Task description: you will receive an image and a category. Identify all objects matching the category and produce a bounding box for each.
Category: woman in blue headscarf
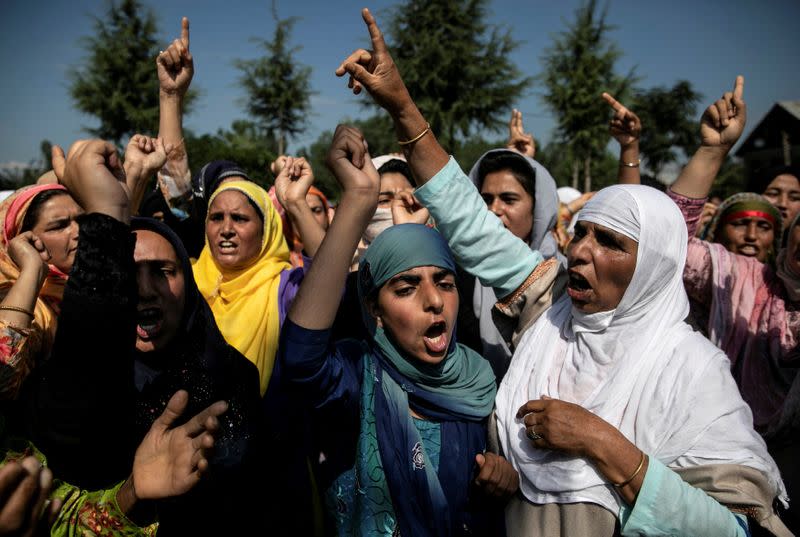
[279,126,515,536]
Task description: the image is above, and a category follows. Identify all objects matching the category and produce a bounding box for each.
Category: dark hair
[747,164,800,194]
[477,152,536,199]
[377,159,413,187]
[20,189,70,233]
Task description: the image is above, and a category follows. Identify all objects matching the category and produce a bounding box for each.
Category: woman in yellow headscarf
[193,180,302,394]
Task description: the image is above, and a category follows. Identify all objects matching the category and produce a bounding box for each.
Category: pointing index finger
[733,75,744,101]
[362,8,387,54]
[602,92,624,112]
[181,17,190,48]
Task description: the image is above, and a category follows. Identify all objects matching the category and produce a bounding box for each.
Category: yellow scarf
[193,180,291,394]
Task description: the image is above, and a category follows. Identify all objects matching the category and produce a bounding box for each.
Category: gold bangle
[613,451,647,488]
[0,305,34,317]
[620,159,640,168]
[397,123,431,146]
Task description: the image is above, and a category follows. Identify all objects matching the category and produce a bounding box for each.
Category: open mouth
[738,245,759,257]
[218,240,237,251]
[137,307,163,340]
[423,321,448,354]
[566,271,592,301]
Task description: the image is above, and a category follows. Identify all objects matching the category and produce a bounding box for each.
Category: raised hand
[335,9,413,116]
[50,145,66,183]
[391,191,430,225]
[506,109,535,158]
[700,76,746,150]
[157,17,193,99]
[602,93,641,148]
[270,155,289,177]
[124,135,171,214]
[274,156,315,208]
[131,390,227,501]
[325,125,380,195]
[474,452,519,500]
[8,232,50,284]
[60,139,130,223]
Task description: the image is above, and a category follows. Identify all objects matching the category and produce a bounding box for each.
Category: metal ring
[526,427,542,441]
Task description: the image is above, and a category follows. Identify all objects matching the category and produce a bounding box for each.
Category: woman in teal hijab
[279,125,514,536]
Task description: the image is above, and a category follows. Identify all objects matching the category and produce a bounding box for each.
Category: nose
[567,233,591,266]
[220,216,235,238]
[136,266,157,303]
[775,193,788,210]
[744,221,759,242]
[421,280,444,313]
[487,198,503,217]
[68,220,80,243]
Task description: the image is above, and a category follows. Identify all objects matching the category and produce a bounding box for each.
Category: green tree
[539,0,636,191]
[184,121,277,188]
[69,0,196,145]
[0,140,54,189]
[632,81,702,178]
[235,2,315,156]
[381,0,530,152]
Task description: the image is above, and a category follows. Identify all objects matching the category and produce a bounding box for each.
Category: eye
[500,195,519,205]
[596,230,623,250]
[208,213,223,222]
[232,214,249,223]
[480,194,493,205]
[394,286,414,297]
[438,280,456,291]
[377,196,393,206]
[758,221,772,231]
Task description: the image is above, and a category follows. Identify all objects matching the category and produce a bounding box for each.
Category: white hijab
[496,185,786,513]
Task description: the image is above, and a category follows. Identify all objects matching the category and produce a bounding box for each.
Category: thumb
[541,395,552,400]
[344,62,372,86]
[51,145,66,179]
[475,453,486,467]
[153,390,190,430]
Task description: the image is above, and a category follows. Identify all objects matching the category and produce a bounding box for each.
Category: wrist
[159,90,185,102]
[697,144,731,159]
[116,475,138,514]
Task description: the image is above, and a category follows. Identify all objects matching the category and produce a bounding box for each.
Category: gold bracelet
[397,123,431,146]
[613,451,647,488]
[0,305,34,317]
[620,159,640,168]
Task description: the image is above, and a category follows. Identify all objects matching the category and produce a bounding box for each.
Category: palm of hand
[132,425,194,500]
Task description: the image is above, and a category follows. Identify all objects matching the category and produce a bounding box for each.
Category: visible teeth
[139,323,157,331]
[220,241,235,247]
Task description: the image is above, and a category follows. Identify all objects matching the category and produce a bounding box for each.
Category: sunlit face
[566,221,638,314]
[133,230,186,353]
[306,193,329,231]
[763,174,800,230]
[206,190,264,271]
[717,216,775,262]
[370,266,458,365]
[30,193,83,274]
[377,172,414,209]
[480,170,534,242]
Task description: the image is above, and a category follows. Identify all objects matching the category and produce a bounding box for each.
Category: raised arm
[273,156,326,258]
[0,233,50,330]
[336,9,448,185]
[602,92,641,185]
[123,134,170,215]
[335,10,540,299]
[288,126,379,330]
[671,76,746,199]
[156,17,193,214]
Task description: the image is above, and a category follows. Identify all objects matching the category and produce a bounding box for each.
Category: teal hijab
[357,223,496,416]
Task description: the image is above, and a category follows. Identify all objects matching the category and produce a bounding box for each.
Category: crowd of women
[0,8,798,537]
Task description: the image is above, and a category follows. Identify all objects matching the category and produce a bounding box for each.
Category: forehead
[37,194,81,215]
[209,190,258,214]
[481,169,527,194]
[133,229,180,263]
[387,265,453,281]
[767,174,800,192]
[380,172,413,192]
[576,220,638,244]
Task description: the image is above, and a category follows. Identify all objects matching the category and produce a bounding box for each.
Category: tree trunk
[571,160,580,190]
[583,155,592,193]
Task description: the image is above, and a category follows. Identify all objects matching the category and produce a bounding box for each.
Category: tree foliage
[539,0,636,191]
[69,0,196,145]
[632,81,702,178]
[235,2,314,156]
[184,121,277,189]
[382,0,531,152]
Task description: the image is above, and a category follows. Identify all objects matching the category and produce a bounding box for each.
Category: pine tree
[539,0,635,191]
[382,0,530,152]
[69,0,195,144]
[235,2,314,156]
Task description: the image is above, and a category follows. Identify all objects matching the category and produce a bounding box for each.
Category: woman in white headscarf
[334,11,791,534]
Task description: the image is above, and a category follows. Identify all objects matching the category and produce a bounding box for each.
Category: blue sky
[1,0,798,172]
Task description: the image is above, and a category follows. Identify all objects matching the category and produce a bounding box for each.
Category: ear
[366,298,383,328]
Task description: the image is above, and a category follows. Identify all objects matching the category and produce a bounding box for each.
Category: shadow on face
[23,191,83,274]
[133,230,186,353]
[206,190,264,271]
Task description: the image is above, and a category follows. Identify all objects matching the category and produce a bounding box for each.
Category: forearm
[619,457,748,537]
[587,429,647,505]
[284,200,326,258]
[414,158,542,298]
[0,269,44,328]
[390,103,450,186]
[617,142,641,185]
[288,190,376,329]
[671,146,729,199]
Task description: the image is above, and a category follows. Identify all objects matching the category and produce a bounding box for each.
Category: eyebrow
[387,274,421,286]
